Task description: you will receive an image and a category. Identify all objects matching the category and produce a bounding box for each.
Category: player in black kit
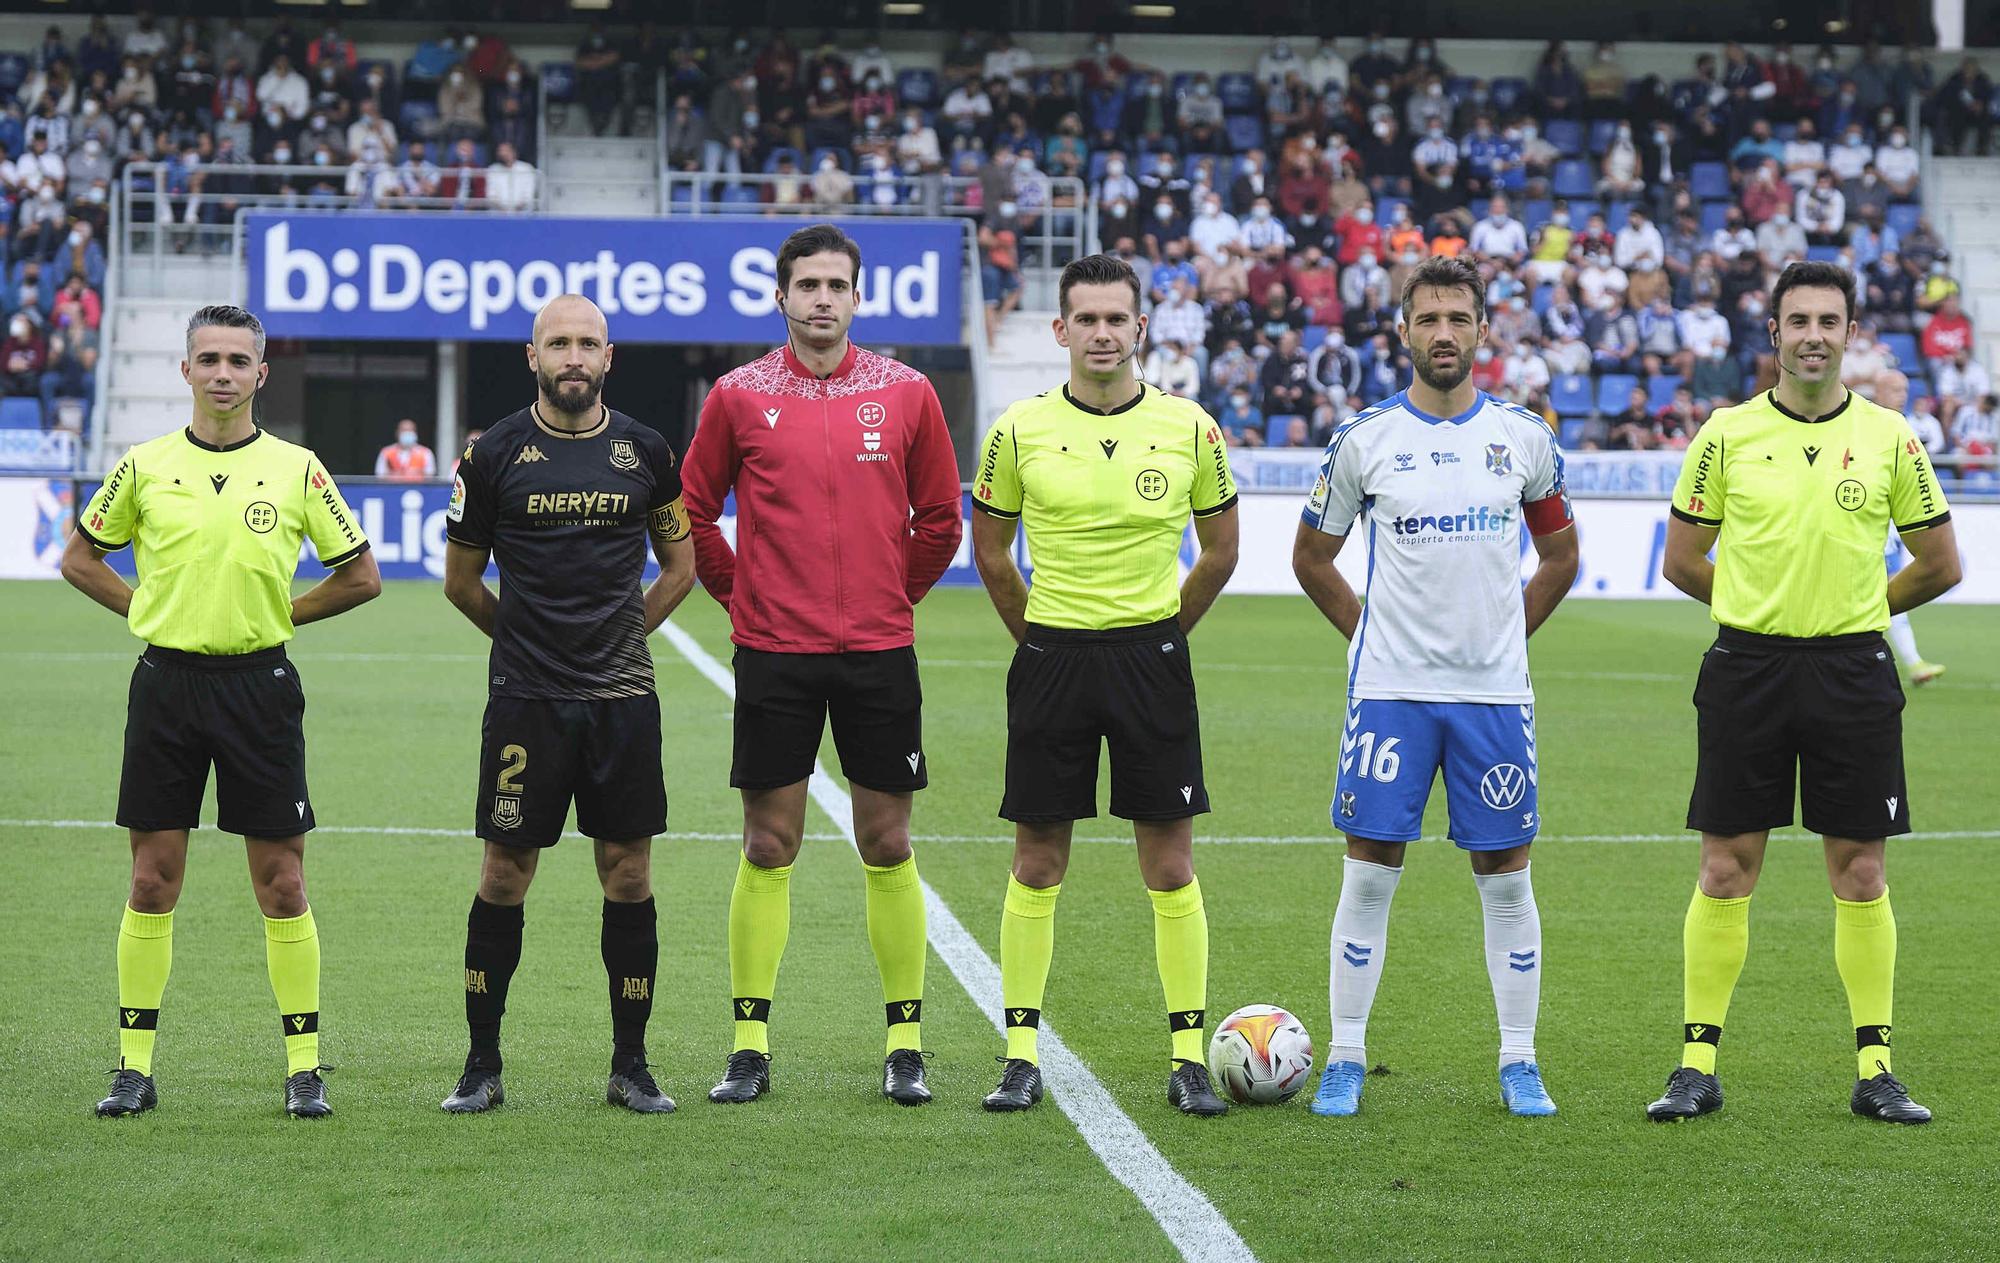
[438,295,696,1115]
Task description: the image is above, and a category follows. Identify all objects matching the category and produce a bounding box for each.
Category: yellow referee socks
[1835,890,1897,1078]
[264,909,321,1076]
[728,856,791,1054]
[864,857,927,1054]
[1681,886,1750,1075]
[116,905,173,1076]
[1000,876,1060,1064]
[1151,879,1210,1067]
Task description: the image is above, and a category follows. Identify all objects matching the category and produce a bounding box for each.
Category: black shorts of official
[476,694,667,848]
[1688,627,1910,840]
[730,647,926,793]
[1001,619,1209,824]
[117,645,315,838]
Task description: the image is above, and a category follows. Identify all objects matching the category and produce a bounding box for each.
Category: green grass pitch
[2,579,1996,1260]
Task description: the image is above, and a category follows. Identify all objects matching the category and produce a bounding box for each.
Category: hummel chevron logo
[1342,942,1373,968]
[1507,949,1538,973]
[1181,786,1193,803]
[907,752,921,773]
[763,408,782,428]
[1887,796,1899,816]
[209,473,229,494]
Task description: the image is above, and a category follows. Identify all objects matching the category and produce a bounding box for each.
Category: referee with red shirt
[683,223,963,1107]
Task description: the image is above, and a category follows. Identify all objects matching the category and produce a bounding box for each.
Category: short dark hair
[1058,252,1143,316]
[1399,255,1486,328]
[776,223,862,290]
[1770,260,1856,324]
[185,304,266,360]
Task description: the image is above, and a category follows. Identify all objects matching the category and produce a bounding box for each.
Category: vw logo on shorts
[1479,763,1528,810]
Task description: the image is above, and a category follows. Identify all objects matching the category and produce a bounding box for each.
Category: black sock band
[603,896,657,1063]
[1856,1024,1892,1050]
[1684,1022,1722,1046]
[466,895,525,1068]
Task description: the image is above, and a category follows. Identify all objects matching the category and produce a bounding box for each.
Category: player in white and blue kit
[1292,257,1580,1118]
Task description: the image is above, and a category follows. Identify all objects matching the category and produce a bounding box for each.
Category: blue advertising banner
[80,478,997,586]
[246,213,965,345]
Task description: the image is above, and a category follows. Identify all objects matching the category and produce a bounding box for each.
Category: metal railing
[115,162,538,294]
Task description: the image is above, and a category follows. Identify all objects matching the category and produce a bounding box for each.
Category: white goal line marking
[650,621,1256,1263]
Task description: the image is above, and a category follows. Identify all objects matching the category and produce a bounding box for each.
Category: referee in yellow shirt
[971,254,1240,1116]
[1648,262,1960,1125]
[60,305,381,1119]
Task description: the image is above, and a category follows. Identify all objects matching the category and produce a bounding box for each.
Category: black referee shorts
[1001,619,1210,824]
[730,647,926,793]
[1688,627,1911,840]
[117,645,315,838]
[476,694,667,847]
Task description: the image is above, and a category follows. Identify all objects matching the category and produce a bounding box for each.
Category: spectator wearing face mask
[1873,127,1920,198]
[438,64,486,146]
[1334,202,1382,266]
[1755,207,1807,270]
[376,419,438,481]
[1,315,47,396]
[1468,196,1528,265]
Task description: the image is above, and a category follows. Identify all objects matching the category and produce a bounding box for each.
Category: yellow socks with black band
[1835,890,1897,1078]
[728,856,791,1054]
[1681,886,1750,1075]
[864,857,927,1053]
[116,905,173,1075]
[1000,876,1060,1064]
[264,908,322,1076]
[1150,878,1209,1066]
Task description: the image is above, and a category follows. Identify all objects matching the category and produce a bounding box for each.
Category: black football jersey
[446,405,686,699]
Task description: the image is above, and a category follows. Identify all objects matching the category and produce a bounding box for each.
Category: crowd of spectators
[668,28,1992,462]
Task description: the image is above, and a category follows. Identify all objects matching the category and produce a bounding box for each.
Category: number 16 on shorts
[1332,699,1541,850]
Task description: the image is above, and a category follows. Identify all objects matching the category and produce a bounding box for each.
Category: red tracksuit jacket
[682,342,964,653]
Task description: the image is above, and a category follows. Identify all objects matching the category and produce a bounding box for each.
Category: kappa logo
[515,444,547,464]
[763,407,782,428]
[906,752,921,773]
[1479,763,1528,810]
[609,438,638,470]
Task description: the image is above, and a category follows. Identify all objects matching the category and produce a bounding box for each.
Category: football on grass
[1207,1004,1315,1104]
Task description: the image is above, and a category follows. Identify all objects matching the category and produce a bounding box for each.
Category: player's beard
[539,366,605,417]
[1412,342,1473,392]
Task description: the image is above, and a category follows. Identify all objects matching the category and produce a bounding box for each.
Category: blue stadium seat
[762,148,803,173]
[1886,204,1922,237]
[1170,72,1197,99]
[1648,375,1685,411]
[1806,245,1842,262]
[1698,201,1733,235]
[1217,73,1259,114]
[1264,413,1302,445]
[1544,119,1584,157]
[667,182,694,208]
[0,397,40,430]
[1567,199,1602,225]
[1531,283,1555,315]
[1552,161,1594,199]
[897,68,939,107]
[721,184,760,205]
[1375,197,1410,226]
[1558,418,1591,448]
[1445,76,1476,102]
[1773,122,1798,142]
[808,147,852,172]
[1300,324,1329,353]
[1087,150,1112,183]
[1880,332,1920,367]
[1691,162,1730,201]
[1551,374,1594,416]
[1587,119,1618,154]
[1223,115,1263,152]
[857,178,903,206]
[1596,373,1640,414]
[1603,200,1632,226]
[1490,77,1529,112]
[540,62,576,102]
[399,100,439,137]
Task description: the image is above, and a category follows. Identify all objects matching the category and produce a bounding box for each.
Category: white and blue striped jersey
[1304,391,1573,704]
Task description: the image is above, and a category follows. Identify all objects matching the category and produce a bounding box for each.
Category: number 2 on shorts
[496,744,528,793]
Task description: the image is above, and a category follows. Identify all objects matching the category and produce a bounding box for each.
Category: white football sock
[1475,864,1541,1070]
[1328,856,1401,1065]
[1885,612,1921,667]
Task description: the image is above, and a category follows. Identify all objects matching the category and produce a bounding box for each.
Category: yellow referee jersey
[78,427,370,654]
[1670,389,1950,637]
[972,384,1238,629]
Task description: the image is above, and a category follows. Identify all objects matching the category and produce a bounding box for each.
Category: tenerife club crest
[1485,443,1513,476]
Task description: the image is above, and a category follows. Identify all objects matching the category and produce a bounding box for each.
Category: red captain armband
[1523,491,1575,537]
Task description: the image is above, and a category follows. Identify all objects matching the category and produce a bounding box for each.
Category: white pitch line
[2,819,1994,846]
[651,620,1256,1263]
